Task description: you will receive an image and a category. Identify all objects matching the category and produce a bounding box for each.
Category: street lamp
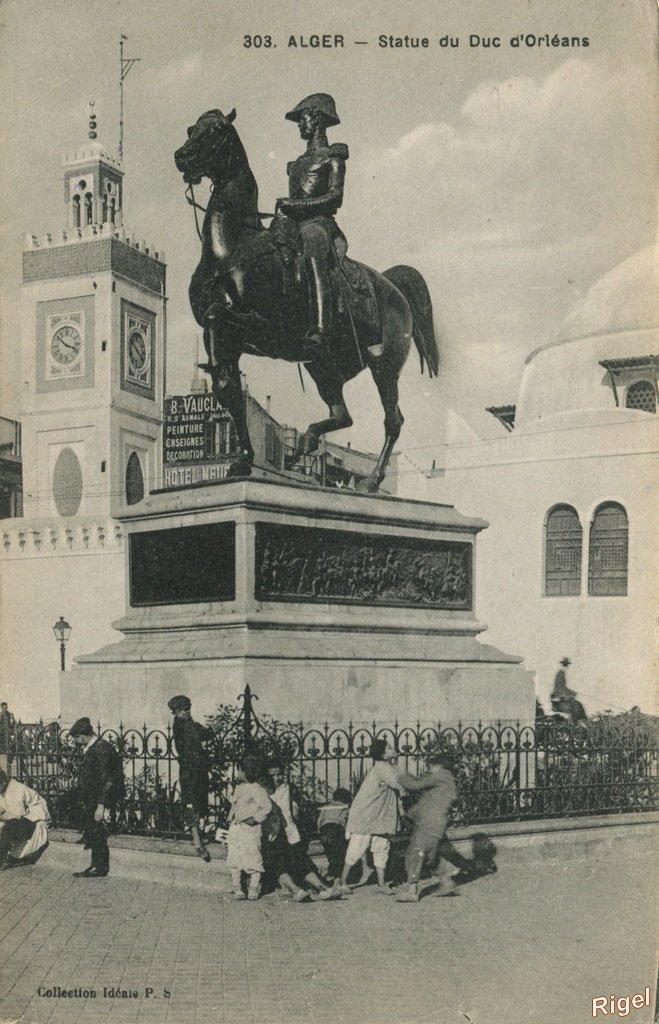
[52,616,72,671]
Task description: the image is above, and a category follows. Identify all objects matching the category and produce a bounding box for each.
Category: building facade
[1,120,166,720]
[161,381,379,492]
[20,140,166,520]
[396,247,659,715]
[0,418,22,519]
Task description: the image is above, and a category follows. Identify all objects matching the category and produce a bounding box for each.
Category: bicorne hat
[167,695,192,713]
[285,93,340,126]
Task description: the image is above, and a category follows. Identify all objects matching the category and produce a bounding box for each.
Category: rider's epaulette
[328,143,349,160]
[286,161,294,176]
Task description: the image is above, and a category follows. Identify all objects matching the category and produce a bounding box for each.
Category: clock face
[123,307,154,393]
[50,324,82,365]
[128,330,149,373]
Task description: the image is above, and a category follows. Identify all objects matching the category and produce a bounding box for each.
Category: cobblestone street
[1,829,657,1024]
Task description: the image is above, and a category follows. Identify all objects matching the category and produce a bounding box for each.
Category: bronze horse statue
[174,108,439,492]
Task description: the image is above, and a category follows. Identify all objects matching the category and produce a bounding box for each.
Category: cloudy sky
[0,0,656,462]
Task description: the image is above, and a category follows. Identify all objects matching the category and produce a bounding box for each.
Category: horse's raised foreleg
[209,358,254,478]
[297,365,353,456]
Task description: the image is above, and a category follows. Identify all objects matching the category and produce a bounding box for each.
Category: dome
[515,246,659,430]
[555,245,659,343]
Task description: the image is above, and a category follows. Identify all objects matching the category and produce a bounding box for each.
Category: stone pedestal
[61,479,535,728]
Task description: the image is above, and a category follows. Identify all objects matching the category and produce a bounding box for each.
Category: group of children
[225,738,460,903]
[226,754,339,902]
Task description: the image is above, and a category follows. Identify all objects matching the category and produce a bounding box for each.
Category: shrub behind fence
[8,688,658,841]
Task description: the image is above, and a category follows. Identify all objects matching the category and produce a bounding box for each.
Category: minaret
[63,104,124,231]
[20,104,167,518]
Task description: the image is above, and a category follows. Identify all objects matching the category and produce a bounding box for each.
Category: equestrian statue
[174,93,439,493]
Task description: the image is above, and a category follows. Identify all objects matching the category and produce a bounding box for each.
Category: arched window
[545,505,582,596]
[588,503,628,596]
[84,192,93,225]
[110,197,116,225]
[53,448,83,517]
[125,451,145,505]
[625,380,656,413]
[72,195,81,228]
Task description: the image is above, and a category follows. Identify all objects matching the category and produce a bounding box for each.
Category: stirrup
[301,329,332,363]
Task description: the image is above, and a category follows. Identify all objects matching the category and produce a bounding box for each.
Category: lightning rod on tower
[119,32,141,161]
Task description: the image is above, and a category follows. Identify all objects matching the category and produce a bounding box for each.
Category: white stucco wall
[397,415,658,716]
[0,517,125,721]
[460,458,653,713]
[395,249,659,716]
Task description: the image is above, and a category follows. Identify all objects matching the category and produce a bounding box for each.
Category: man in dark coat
[167,696,214,861]
[551,657,577,706]
[0,701,16,755]
[69,717,124,878]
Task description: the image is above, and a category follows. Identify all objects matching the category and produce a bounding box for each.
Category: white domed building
[398,246,659,715]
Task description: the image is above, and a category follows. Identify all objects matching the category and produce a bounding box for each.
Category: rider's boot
[302,258,334,365]
[198,306,223,373]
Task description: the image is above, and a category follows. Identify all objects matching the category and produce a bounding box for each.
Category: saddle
[192,220,377,363]
[267,213,377,328]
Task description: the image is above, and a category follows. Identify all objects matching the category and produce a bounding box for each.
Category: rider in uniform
[276,93,349,364]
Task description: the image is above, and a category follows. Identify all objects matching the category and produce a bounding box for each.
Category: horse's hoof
[296,431,319,456]
[356,476,381,494]
[226,460,253,479]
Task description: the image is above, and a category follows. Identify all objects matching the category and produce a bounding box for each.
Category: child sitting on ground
[226,755,272,901]
[316,787,351,882]
[396,751,458,902]
[264,761,338,901]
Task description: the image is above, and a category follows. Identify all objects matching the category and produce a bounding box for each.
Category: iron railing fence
[7,687,659,840]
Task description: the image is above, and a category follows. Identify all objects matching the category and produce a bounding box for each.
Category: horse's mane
[199,108,234,125]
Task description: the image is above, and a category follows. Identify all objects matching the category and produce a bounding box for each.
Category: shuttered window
[588,503,628,596]
[545,505,582,596]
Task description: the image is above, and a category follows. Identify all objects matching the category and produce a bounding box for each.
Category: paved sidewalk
[0,829,657,1024]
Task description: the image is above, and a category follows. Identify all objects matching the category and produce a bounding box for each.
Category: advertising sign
[162,393,237,487]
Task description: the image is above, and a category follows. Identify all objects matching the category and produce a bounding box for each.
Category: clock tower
[20,111,166,518]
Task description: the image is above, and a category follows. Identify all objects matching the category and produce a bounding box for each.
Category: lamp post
[52,616,72,671]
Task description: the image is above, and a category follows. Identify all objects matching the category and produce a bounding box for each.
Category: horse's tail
[383,265,439,378]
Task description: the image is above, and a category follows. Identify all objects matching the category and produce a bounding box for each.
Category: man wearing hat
[275,92,349,364]
[167,696,214,861]
[551,657,577,711]
[69,717,125,878]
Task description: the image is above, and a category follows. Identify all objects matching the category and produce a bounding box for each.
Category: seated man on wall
[0,768,51,869]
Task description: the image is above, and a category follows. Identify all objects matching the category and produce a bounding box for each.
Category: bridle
[181,123,272,240]
[184,184,274,241]
[184,184,209,242]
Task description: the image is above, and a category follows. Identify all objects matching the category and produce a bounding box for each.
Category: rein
[184,185,208,242]
[184,183,273,242]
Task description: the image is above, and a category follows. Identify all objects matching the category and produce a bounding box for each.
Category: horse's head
[174,108,237,185]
